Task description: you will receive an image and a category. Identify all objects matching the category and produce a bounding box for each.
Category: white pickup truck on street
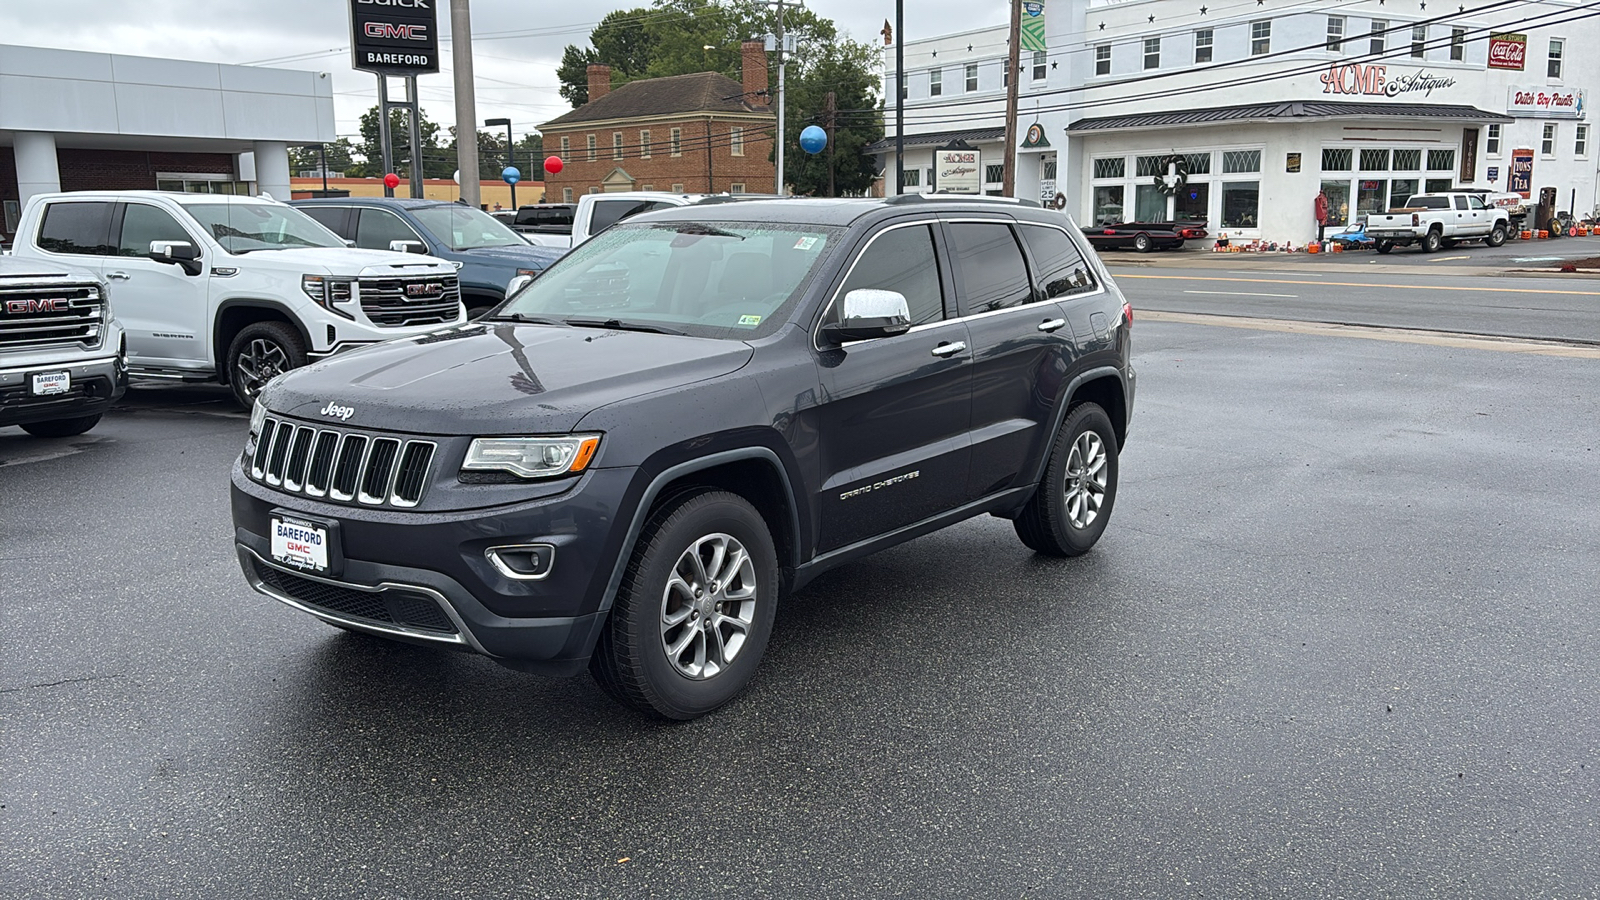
[1364,192,1510,254]
[10,192,464,406]
[521,191,716,250]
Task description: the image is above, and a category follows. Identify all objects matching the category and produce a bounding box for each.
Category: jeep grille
[249,416,436,508]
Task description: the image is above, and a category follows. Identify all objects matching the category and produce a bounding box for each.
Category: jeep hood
[261,323,753,435]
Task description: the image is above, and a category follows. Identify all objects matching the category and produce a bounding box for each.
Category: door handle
[1037,318,1067,333]
[931,341,966,358]
[106,271,130,281]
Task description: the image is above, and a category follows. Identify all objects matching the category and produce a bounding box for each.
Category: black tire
[19,414,102,438]
[1133,233,1152,252]
[1441,237,1458,249]
[1487,224,1507,247]
[1421,229,1443,253]
[1014,403,1120,558]
[1375,240,1395,254]
[226,320,305,408]
[590,490,780,720]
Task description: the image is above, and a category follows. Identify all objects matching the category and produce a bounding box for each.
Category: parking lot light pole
[485,117,515,208]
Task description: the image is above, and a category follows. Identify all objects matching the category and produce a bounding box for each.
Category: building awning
[863,127,1006,155]
[1068,100,1513,133]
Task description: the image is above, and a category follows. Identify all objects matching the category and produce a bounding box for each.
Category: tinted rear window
[948,222,1032,315]
[38,202,116,255]
[1410,196,1450,209]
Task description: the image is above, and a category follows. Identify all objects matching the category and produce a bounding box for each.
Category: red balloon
[544,155,564,175]
[383,173,400,189]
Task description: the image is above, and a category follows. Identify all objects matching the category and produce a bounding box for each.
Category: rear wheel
[1133,233,1152,252]
[19,414,102,438]
[1487,224,1507,247]
[226,320,305,408]
[1014,403,1120,557]
[1421,229,1444,253]
[1375,240,1395,254]
[590,490,779,720]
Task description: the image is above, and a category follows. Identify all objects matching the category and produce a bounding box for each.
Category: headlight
[462,434,601,479]
[302,275,355,319]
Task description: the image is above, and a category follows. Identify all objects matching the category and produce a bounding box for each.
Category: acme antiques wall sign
[1320,64,1457,98]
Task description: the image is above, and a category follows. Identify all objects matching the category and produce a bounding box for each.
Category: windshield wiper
[486,312,560,325]
[652,223,745,240]
[565,317,685,336]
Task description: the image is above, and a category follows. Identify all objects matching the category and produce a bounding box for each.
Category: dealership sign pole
[350,0,440,199]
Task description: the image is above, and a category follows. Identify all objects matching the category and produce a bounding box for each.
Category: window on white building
[1485,124,1501,155]
[1393,149,1421,171]
[730,127,744,157]
[1251,20,1271,56]
[1144,37,1160,70]
[1095,45,1111,75]
[1032,50,1047,81]
[1195,29,1213,64]
[1321,148,1353,171]
[1221,182,1260,229]
[1360,148,1391,171]
[985,164,1004,184]
[903,169,920,187]
[1577,124,1590,157]
[1427,149,1455,171]
[1369,20,1387,55]
[965,63,978,92]
[1542,123,1558,156]
[930,68,942,95]
[1450,28,1466,61]
[1092,157,1126,179]
[1222,149,1262,173]
[1327,16,1345,52]
[1549,39,1564,79]
[1411,25,1426,59]
[640,130,651,159]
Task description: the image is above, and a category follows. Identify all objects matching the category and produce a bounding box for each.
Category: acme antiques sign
[1320,63,1457,98]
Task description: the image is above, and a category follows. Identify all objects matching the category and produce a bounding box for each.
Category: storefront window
[1136,156,1168,177]
[1357,179,1389,215]
[1392,149,1422,171]
[1222,150,1261,173]
[1135,184,1167,221]
[1221,182,1259,229]
[1390,179,1419,208]
[1320,180,1352,226]
[1093,186,1125,225]
[1427,149,1455,171]
[1176,183,1209,224]
[1425,178,1453,192]
[1321,148,1353,171]
[1092,157,1125,179]
[1185,152,1212,174]
[1360,149,1391,170]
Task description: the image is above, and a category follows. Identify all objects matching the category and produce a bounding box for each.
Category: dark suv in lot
[231,196,1136,719]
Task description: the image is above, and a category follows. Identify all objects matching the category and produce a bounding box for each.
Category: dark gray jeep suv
[231,196,1136,719]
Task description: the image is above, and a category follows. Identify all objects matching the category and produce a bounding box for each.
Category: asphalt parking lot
[4,320,1599,899]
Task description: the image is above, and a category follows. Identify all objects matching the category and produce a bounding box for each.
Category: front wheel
[1487,224,1507,247]
[1133,233,1152,253]
[1014,403,1120,557]
[1375,240,1395,254]
[226,320,306,408]
[20,414,102,438]
[590,490,779,720]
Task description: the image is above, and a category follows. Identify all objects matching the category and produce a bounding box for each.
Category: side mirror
[820,289,912,344]
[149,240,201,276]
[506,273,536,297]
[389,240,428,254]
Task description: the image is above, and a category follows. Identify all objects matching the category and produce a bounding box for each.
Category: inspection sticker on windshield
[793,236,820,250]
[738,315,762,327]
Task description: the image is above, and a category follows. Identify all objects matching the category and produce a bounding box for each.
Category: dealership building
[0,43,335,245]
[877,0,1596,244]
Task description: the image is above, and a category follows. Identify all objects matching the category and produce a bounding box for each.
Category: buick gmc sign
[350,0,439,76]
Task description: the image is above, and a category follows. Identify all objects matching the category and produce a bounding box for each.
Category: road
[5,296,1600,897]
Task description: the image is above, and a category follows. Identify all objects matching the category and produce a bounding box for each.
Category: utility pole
[451,0,481,209]
[895,0,904,195]
[775,0,787,196]
[825,90,837,198]
[1002,0,1021,198]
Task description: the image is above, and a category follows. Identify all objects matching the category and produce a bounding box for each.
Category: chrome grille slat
[0,287,103,351]
[358,275,461,327]
[247,417,435,509]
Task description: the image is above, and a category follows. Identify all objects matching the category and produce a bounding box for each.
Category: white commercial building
[875,0,1596,244]
[1,44,335,245]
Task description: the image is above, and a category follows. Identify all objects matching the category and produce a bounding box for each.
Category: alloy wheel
[1064,431,1109,529]
[660,533,758,680]
[235,338,290,398]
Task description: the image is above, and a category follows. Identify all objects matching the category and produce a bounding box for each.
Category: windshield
[499,221,838,339]
[411,205,526,250]
[186,202,345,253]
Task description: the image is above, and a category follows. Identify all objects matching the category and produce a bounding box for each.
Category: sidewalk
[1095,247,1581,278]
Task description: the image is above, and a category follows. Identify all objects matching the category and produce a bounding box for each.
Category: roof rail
[885,193,1042,208]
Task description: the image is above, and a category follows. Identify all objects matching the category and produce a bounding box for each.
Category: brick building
[539,41,776,201]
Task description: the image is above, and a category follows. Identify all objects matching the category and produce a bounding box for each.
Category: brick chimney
[740,40,769,106]
[587,64,612,102]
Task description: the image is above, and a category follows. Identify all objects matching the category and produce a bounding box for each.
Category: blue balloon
[799,125,828,155]
[502,166,521,185]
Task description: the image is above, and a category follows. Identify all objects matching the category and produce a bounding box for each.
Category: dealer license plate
[270,516,329,574]
[31,371,70,396]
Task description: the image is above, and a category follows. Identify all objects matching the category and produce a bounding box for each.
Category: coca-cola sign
[1488,33,1526,71]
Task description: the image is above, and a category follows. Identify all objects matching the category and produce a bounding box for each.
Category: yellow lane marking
[1428,255,1472,262]
[1118,273,1600,297]
[1138,310,1600,359]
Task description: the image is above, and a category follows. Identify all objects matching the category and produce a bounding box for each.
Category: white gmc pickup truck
[1364,192,1510,254]
[11,192,464,406]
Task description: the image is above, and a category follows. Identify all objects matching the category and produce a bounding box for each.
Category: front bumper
[0,352,127,428]
[230,461,642,676]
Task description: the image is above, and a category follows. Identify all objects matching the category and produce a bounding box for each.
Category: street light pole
[486,117,516,208]
[451,0,480,209]
[895,0,904,195]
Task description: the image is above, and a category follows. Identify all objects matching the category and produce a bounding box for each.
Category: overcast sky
[0,0,1008,143]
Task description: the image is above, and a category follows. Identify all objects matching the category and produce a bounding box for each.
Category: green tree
[781,38,882,196]
[556,6,657,107]
[357,105,444,180]
[288,138,357,176]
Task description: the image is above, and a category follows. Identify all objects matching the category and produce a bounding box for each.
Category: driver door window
[117,204,193,257]
[829,224,946,326]
[354,209,423,250]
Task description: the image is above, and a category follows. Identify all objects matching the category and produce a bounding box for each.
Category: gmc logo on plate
[364,22,429,40]
[406,283,443,298]
[6,298,70,315]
